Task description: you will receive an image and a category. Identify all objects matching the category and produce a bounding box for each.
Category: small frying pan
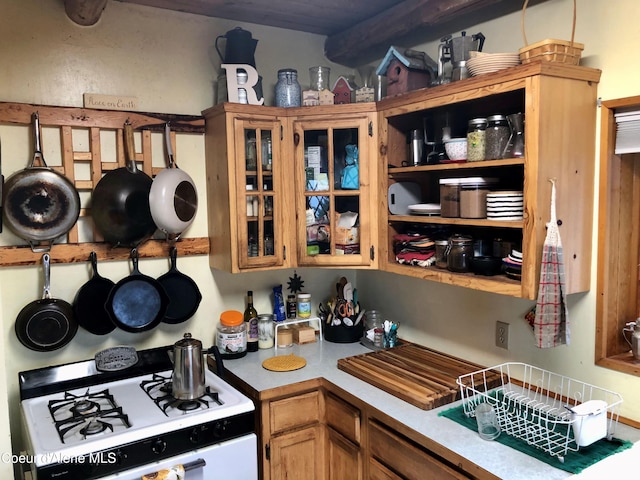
[15,253,78,351]
[73,252,116,335]
[157,246,202,324]
[105,248,169,333]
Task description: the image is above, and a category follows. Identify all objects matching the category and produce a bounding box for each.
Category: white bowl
[444,138,467,161]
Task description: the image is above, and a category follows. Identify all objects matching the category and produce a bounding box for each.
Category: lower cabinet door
[369,458,403,480]
[327,428,362,480]
[270,424,324,480]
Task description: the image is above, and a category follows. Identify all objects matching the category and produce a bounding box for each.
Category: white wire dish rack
[456,363,623,462]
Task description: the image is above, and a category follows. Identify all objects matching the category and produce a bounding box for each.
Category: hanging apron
[533,179,570,348]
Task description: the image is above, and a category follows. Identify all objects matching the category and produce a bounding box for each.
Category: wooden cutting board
[337,343,502,410]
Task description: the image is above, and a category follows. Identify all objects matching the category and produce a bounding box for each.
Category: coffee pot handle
[214,35,226,63]
[208,345,225,379]
[473,32,486,52]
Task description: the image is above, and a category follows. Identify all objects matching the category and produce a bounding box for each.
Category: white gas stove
[19,346,257,480]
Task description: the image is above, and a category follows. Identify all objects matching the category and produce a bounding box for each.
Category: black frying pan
[91,121,156,247]
[157,246,202,324]
[105,248,169,333]
[73,252,116,335]
[15,253,78,351]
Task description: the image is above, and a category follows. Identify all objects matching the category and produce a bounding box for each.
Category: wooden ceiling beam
[324,0,548,67]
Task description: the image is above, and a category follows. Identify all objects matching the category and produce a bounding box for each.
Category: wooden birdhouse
[376,46,436,98]
[332,75,357,104]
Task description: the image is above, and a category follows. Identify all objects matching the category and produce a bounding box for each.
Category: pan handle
[30,112,49,169]
[41,253,51,299]
[165,122,178,169]
[124,121,140,174]
[130,248,142,275]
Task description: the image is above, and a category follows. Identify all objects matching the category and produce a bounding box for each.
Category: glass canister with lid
[467,118,487,162]
[446,234,474,273]
[485,115,510,160]
[459,177,498,219]
[275,68,301,107]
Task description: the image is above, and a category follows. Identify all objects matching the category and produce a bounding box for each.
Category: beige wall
[0,0,639,477]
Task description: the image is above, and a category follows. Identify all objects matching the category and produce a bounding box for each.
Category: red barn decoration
[375,46,437,98]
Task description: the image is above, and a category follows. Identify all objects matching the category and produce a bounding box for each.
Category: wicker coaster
[262,354,307,372]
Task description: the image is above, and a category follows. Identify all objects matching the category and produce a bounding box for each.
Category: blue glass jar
[275,69,301,107]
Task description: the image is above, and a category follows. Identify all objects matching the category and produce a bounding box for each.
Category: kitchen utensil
[105,248,170,333]
[91,121,156,247]
[3,112,80,252]
[149,123,198,241]
[72,251,116,335]
[15,253,78,352]
[94,345,139,372]
[449,31,485,63]
[172,333,222,400]
[157,246,202,324]
[215,27,258,66]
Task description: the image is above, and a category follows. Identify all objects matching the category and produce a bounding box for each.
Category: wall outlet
[495,321,509,349]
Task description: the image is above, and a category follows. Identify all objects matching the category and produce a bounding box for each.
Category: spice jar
[286,295,297,319]
[467,118,487,162]
[258,314,275,349]
[275,69,301,107]
[485,115,510,160]
[447,235,474,273]
[216,310,247,358]
[297,293,312,318]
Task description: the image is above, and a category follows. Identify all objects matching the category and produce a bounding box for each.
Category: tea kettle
[623,319,640,361]
[436,31,485,84]
[172,333,224,400]
[215,27,258,67]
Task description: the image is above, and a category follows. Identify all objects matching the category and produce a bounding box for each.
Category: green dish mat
[439,403,632,474]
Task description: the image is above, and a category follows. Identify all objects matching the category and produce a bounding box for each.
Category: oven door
[97,434,257,480]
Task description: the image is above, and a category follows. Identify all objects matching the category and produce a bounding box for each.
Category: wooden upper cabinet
[291,104,378,268]
[378,63,601,299]
[203,103,377,272]
[203,104,294,272]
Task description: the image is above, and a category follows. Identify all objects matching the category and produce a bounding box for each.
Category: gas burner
[48,388,131,443]
[140,373,223,416]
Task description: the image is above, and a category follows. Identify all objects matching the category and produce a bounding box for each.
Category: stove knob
[189,428,200,443]
[151,438,167,455]
[113,449,127,465]
[213,420,229,438]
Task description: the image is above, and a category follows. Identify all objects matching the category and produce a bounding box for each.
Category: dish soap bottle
[244,290,259,352]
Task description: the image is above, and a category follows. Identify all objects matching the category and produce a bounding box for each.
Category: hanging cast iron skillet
[157,246,202,324]
[72,251,116,335]
[3,112,80,252]
[105,248,170,333]
[91,122,156,247]
[15,253,78,352]
[149,122,198,241]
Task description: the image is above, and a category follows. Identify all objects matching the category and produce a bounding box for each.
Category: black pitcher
[215,27,258,67]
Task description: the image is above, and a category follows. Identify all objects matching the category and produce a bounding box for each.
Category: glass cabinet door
[235,118,285,269]
[294,116,374,266]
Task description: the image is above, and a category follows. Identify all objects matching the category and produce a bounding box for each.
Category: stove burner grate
[48,389,131,443]
[140,373,223,416]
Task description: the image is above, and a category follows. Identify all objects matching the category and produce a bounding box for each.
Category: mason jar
[467,118,487,162]
[274,69,301,107]
[447,234,474,273]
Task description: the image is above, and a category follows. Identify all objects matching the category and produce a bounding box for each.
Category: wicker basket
[519,0,583,65]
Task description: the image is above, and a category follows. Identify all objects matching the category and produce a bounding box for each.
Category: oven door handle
[184,459,206,472]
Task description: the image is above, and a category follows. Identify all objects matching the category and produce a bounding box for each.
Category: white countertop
[220,340,640,480]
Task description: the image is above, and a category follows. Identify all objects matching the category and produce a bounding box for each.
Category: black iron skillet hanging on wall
[72,252,116,335]
[157,246,202,324]
[105,248,169,333]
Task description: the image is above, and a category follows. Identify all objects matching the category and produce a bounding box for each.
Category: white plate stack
[466,52,521,76]
[486,191,523,220]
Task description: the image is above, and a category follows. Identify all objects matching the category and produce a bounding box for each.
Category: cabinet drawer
[269,390,321,434]
[368,420,470,480]
[326,393,361,444]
